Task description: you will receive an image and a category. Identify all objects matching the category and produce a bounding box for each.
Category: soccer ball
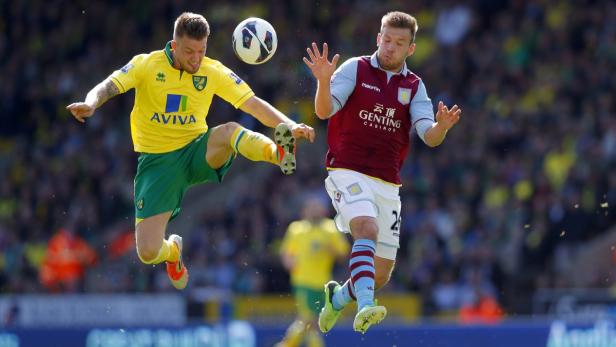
[232,17,277,65]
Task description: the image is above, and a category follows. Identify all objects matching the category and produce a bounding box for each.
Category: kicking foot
[165,234,189,290]
[274,123,296,175]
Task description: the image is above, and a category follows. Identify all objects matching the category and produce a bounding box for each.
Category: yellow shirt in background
[280,218,349,290]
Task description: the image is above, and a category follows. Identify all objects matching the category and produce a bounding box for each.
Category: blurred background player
[275,197,349,347]
[66,12,315,291]
[303,11,461,333]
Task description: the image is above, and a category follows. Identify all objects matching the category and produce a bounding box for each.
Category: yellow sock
[281,320,305,347]
[230,126,278,165]
[166,239,180,263]
[306,329,324,347]
[138,239,179,264]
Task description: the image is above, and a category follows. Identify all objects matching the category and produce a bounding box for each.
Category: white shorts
[324,169,401,260]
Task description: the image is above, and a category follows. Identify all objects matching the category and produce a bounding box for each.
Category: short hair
[173,12,210,40]
[381,11,418,43]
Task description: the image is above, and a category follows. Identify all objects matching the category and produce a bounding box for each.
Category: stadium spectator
[39,228,97,292]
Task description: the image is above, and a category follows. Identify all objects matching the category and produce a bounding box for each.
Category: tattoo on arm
[86,78,121,108]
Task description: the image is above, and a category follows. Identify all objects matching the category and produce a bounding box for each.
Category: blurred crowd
[1,0,615,317]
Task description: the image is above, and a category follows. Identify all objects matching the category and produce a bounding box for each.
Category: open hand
[435,101,461,130]
[303,42,340,82]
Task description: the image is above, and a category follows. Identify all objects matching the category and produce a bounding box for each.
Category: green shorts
[134,130,234,221]
[293,286,324,319]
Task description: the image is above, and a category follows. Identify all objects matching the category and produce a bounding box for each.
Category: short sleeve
[213,63,255,108]
[410,80,435,142]
[330,58,359,115]
[109,54,147,93]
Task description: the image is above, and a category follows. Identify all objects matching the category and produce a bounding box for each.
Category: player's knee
[211,122,242,148]
[136,246,158,264]
[222,121,242,138]
[350,217,378,241]
[136,239,162,263]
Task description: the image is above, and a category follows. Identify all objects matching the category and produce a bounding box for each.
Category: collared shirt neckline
[370,52,409,76]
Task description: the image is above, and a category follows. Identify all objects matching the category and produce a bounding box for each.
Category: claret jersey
[326,53,435,185]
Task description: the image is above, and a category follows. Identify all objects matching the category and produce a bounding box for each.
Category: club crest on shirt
[192,76,207,91]
[398,88,411,105]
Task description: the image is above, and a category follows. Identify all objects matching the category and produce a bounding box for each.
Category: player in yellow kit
[276,198,349,347]
[66,12,315,290]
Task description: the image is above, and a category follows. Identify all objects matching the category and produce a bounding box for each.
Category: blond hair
[174,12,210,40]
[381,11,418,43]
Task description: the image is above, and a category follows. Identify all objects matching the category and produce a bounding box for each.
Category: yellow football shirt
[280,218,349,289]
[109,42,255,153]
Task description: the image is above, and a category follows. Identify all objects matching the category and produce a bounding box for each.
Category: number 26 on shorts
[390,210,402,232]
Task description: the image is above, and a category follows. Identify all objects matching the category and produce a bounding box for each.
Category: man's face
[301,198,327,221]
[376,26,415,71]
[171,36,207,74]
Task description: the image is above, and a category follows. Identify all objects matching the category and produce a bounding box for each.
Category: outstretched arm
[239,95,315,142]
[66,78,120,123]
[423,101,461,147]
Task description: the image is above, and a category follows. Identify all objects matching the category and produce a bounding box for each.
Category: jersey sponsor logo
[136,198,144,210]
[165,94,188,112]
[192,76,207,91]
[358,103,401,132]
[120,63,133,74]
[361,82,381,92]
[229,72,243,84]
[150,113,197,125]
[156,72,166,82]
[398,88,411,105]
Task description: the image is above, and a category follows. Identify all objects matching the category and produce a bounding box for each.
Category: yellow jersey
[280,218,349,289]
[109,42,255,153]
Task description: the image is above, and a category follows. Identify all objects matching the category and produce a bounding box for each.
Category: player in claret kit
[67,12,314,291]
[303,11,461,333]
